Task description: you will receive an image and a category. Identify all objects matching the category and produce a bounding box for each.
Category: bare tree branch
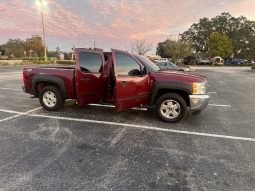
[131,40,152,55]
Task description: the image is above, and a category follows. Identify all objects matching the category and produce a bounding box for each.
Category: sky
[0,0,255,52]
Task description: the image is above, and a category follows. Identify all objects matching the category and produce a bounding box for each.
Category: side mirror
[128,69,141,76]
[143,67,149,75]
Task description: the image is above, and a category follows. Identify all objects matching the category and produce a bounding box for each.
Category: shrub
[23,57,51,61]
[31,60,53,64]
[0,62,9,66]
[56,60,75,65]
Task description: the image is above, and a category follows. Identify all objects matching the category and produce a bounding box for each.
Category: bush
[31,60,53,64]
[56,60,75,65]
[23,57,51,61]
[0,60,26,65]
[0,62,9,66]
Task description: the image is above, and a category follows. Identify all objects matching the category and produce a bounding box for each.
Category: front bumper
[189,94,210,111]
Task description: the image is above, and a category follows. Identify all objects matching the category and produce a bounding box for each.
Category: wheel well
[154,89,190,106]
[36,82,60,96]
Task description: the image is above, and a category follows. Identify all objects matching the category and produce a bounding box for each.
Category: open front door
[75,49,107,106]
[112,49,150,112]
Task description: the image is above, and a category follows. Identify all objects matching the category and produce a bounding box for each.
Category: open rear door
[112,49,150,112]
[75,48,107,106]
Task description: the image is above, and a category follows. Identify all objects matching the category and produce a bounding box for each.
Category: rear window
[79,52,103,73]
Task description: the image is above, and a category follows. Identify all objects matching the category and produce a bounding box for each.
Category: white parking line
[0,107,42,122]
[25,114,255,142]
[0,72,21,75]
[0,108,254,142]
[209,104,232,107]
[0,109,23,115]
[208,92,217,94]
[0,87,22,91]
[0,114,23,123]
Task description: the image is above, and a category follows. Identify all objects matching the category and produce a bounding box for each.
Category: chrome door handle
[120,81,128,86]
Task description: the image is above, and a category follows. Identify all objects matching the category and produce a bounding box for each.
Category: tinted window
[79,52,103,73]
[159,63,167,69]
[135,55,160,72]
[115,53,141,76]
[168,62,177,67]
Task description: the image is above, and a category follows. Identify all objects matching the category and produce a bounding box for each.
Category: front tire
[156,93,187,122]
[39,86,64,111]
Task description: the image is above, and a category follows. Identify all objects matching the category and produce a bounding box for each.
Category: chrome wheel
[160,99,181,119]
[42,91,57,108]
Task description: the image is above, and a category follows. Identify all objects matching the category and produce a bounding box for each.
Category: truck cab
[23,48,209,122]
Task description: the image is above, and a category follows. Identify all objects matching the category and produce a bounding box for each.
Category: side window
[159,63,166,69]
[115,53,141,76]
[79,52,103,73]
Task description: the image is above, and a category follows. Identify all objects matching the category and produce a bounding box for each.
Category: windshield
[135,55,160,72]
[168,62,178,67]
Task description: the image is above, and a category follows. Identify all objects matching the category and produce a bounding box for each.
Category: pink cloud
[0,0,255,50]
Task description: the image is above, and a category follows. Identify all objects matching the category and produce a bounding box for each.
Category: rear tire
[156,93,187,122]
[39,86,64,111]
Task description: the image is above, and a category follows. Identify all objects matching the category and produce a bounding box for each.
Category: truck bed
[23,67,76,99]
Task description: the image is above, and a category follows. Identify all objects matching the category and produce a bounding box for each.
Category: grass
[31,60,53,65]
[0,62,9,66]
[56,60,75,65]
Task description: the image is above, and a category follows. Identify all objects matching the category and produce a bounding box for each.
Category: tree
[24,35,45,57]
[0,38,25,58]
[207,33,233,58]
[156,38,194,60]
[181,12,255,58]
[56,46,61,56]
[131,40,152,55]
[0,35,45,58]
[181,17,212,53]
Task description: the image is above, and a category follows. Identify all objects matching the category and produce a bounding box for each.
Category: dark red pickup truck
[23,49,209,122]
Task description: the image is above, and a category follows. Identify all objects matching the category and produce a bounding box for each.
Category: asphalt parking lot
[0,66,255,191]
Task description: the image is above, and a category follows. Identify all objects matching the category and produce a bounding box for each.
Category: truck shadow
[37,100,208,130]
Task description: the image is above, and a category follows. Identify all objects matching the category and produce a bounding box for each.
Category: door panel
[75,49,107,105]
[115,76,150,111]
[112,49,150,111]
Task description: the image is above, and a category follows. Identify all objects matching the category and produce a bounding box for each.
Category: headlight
[193,82,206,94]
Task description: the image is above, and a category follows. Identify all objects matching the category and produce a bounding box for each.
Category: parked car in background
[212,56,224,65]
[196,58,210,65]
[155,58,169,63]
[246,59,255,65]
[225,58,246,65]
[156,61,191,72]
[183,56,196,65]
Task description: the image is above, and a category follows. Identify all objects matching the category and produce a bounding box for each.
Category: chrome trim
[189,94,210,111]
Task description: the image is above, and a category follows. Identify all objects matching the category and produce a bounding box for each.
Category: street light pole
[39,0,47,61]
[93,40,95,49]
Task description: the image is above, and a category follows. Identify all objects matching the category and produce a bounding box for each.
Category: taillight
[23,69,29,82]
[23,72,27,81]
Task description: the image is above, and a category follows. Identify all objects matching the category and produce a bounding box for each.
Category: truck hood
[151,70,207,84]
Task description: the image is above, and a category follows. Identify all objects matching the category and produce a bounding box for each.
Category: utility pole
[93,40,95,49]
[39,0,47,61]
